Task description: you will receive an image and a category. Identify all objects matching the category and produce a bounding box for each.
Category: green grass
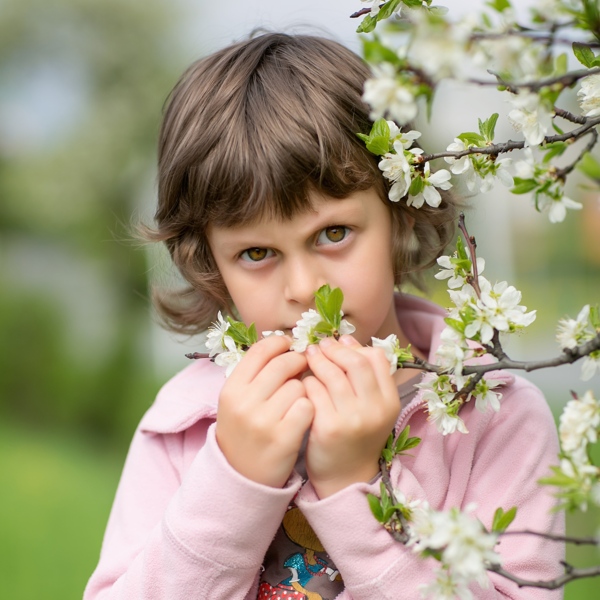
[1,417,598,599]
[0,420,124,599]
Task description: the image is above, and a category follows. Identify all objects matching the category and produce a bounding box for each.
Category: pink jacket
[84,295,564,599]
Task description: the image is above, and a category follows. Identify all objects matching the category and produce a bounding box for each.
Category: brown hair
[147,32,457,334]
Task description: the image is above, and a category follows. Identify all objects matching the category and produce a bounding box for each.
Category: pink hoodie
[84,295,564,599]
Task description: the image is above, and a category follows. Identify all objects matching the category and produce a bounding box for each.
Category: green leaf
[378,0,402,21]
[457,132,485,147]
[408,174,424,196]
[247,323,258,345]
[366,136,391,156]
[357,14,377,34]
[554,52,568,76]
[362,38,402,66]
[326,286,344,327]
[479,113,499,142]
[492,506,517,533]
[573,42,596,68]
[372,118,391,139]
[486,0,512,12]
[511,178,538,194]
[367,493,384,522]
[577,152,600,181]
[444,317,466,333]
[542,141,567,163]
[456,235,469,261]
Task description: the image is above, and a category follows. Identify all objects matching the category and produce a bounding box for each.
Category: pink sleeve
[296,379,564,600]
[84,424,302,600]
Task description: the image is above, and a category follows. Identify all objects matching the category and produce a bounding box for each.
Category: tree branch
[500,529,600,545]
[422,114,600,163]
[488,563,600,590]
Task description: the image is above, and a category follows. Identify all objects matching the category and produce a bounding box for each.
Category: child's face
[207,188,404,346]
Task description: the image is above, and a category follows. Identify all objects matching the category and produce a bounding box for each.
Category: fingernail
[319,337,334,348]
[306,344,318,356]
[339,334,355,346]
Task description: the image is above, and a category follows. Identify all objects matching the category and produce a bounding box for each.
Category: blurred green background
[0,0,599,598]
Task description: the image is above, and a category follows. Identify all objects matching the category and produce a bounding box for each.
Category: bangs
[159,34,383,234]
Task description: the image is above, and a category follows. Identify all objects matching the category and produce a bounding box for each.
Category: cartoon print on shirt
[258,507,342,600]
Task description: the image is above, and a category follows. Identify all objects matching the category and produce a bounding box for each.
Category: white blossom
[363,62,418,125]
[419,569,473,600]
[425,394,469,435]
[508,92,553,147]
[435,326,467,375]
[409,15,470,81]
[339,318,356,336]
[390,124,421,150]
[473,379,503,413]
[409,504,500,590]
[463,278,536,344]
[408,163,452,209]
[435,255,485,290]
[372,333,400,374]
[290,309,355,352]
[559,390,600,466]
[557,305,591,349]
[578,72,600,117]
[290,309,323,352]
[379,146,413,202]
[537,188,583,224]
[205,311,231,357]
[581,355,600,381]
[213,335,244,377]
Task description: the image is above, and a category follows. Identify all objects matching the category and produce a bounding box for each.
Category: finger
[264,378,310,422]
[279,397,315,451]
[303,374,338,420]
[305,343,355,401]
[252,350,308,396]
[316,338,381,399]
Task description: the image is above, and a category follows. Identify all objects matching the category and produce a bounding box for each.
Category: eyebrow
[210,199,366,253]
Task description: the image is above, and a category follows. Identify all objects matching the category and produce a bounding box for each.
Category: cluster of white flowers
[290,308,356,352]
[408,503,500,599]
[513,149,583,223]
[559,390,600,467]
[204,312,245,377]
[556,304,600,381]
[577,72,600,118]
[408,11,472,82]
[417,248,538,435]
[378,134,452,207]
[444,138,513,195]
[507,91,554,147]
[363,62,419,125]
[550,391,600,511]
[205,308,355,376]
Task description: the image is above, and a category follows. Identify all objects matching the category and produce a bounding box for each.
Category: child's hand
[303,335,400,499]
[215,335,314,488]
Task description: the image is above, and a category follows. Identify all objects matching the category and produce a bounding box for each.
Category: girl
[85,33,563,599]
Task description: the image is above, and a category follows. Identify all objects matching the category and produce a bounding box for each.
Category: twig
[488,563,600,590]
[422,114,600,163]
[378,457,410,543]
[458,213,481,297]
[490,66,600,95]
[500,529,600,545]
[185,352,210,360]
[402,331,600,376]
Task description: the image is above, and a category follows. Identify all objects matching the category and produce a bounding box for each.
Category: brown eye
[319,226,348,245]
[242,247,270,262]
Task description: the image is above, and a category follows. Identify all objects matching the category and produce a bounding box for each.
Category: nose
[282,255,326,308]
